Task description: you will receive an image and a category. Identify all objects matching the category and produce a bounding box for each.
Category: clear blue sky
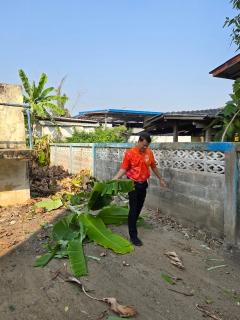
[1,0,238,115]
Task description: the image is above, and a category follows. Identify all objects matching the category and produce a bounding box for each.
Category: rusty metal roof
[209,54,240,80]
[144,108,221,135]
[73,108,162,127]
[145,108,220,123]
[34,115,97,124]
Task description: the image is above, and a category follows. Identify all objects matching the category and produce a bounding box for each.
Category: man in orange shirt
[113,133,166,246]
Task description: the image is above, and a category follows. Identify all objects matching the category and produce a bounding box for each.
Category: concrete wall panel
[0,83,33,206]
[0,159,30,205]
[0,83,26,149]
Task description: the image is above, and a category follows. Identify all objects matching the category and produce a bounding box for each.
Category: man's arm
[113,168,127,180]
[151,167,166,189]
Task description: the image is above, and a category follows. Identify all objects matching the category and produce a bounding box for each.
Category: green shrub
[65,125,130,143]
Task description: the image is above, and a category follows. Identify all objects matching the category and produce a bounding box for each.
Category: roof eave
[209,53,240,79]
[164,115,208,120]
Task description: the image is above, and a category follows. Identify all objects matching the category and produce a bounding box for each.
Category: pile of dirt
[29,162,92,197]
[29,162,70,196]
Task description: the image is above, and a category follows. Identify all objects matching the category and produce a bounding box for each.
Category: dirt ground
[1,201,240,320]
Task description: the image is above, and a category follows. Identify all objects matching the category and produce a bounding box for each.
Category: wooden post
[173,121,178,142]
[205,128,212,142]
[105,114,107,128]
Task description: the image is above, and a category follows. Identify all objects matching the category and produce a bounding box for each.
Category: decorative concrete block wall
[148,145,226,234]
[50,142,239,245]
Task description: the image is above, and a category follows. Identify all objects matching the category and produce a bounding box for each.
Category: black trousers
[128,181,148,238]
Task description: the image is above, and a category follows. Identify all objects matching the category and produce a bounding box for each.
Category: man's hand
[113,168,127,180]
[151,167,166,189]
[159,178,166,189]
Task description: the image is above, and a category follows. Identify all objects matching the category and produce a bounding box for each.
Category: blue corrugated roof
[73,108,162,118]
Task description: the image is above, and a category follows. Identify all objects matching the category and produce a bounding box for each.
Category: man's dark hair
[139,132,151,143]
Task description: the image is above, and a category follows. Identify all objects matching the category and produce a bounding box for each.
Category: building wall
[0,159,30,205]
[37,122,192,143]
[129,129,192,143]
[0,83,31,205]
[50,142,239,245]
[130,135,192,143]
[34,122,98,139]
[0,83,26,149]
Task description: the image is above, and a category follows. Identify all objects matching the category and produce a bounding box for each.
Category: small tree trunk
[221,108,240,142]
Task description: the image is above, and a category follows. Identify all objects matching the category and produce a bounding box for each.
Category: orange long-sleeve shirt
[121,147,156,182]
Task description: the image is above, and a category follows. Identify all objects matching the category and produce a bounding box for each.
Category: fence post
[92,143,96,176]
[224,144,238,244]
[70,144,73,174]
[55,145,58,166]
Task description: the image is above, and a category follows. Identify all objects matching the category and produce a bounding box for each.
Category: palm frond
[40,87,55,98]
[35,73,48,97]
[18,69,32,97]
[32,81,37,100]
[23,95,30,103]
[33,104,48,118]
[41,102,66,116]
[41,107,62,134]
[42,95,69,102]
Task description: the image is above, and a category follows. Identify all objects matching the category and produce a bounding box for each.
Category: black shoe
[130,237,143,246]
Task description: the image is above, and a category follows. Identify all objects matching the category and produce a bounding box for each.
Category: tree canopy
[224,0,240,51]
[19,69,68,118]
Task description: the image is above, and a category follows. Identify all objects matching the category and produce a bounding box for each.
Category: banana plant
[19,69,68,139]
[19,69,68,118]
[34,179,138,277]
[204,78,240,141]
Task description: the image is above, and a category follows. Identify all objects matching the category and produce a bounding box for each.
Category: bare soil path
[0,203,240,320]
